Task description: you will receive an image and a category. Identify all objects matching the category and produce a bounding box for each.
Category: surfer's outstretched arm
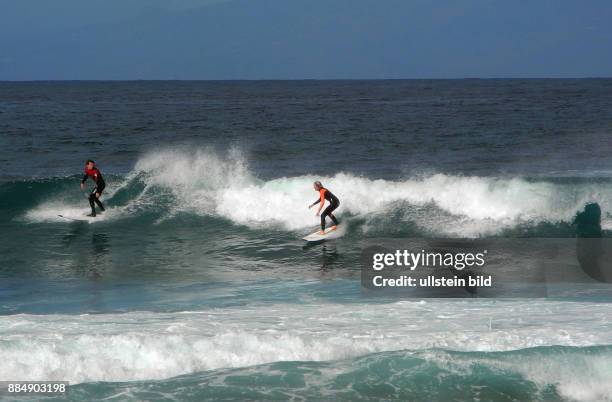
[308,198,322,209]
[308,189,326,214]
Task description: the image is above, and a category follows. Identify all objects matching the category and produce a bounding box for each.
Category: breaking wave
[12,148,612,236]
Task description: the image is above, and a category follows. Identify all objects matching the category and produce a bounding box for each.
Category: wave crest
[19,148,612,235]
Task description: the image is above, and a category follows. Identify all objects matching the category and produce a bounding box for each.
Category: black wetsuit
[310,187,340,230]
[82,167,106,216]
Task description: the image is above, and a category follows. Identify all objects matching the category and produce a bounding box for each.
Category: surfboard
[57,214,92,222]
[302,227,340,242]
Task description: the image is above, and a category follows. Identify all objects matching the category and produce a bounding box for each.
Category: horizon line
[2,76,612,83]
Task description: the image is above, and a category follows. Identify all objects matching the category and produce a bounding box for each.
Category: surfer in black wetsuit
[80,159,106,217]
[308,181,340,234]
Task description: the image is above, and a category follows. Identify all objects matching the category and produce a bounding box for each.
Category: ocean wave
[11,148,612,235]
[64,346,612,402]
[2,300,612,385]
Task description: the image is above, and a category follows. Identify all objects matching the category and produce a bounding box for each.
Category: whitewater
[21,149,612,236]
[3,300,612,387]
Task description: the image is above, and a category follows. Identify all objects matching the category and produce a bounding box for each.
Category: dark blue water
[2,80,612,401]
[2,79,612,180]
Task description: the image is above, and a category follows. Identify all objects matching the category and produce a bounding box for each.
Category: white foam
[131,147,252,218]
[215,173,562,233]
[2,300,612,384]
[510,352,612,402]
[133,149,610,235]
[417,347,612,402]
[137,151,612,236]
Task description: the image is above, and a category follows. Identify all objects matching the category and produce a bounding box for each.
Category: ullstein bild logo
[361,239,612,298]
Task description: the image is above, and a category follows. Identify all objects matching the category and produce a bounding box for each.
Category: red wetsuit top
[82,167,105,185]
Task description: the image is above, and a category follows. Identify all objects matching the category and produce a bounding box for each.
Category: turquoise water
[62,346,612,401]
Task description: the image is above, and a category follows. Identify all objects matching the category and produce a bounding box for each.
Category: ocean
[2,79,612,401]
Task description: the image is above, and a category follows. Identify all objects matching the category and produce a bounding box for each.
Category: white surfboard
[57,214,95,222]
[302,227,341,242]
[57,215,89,222]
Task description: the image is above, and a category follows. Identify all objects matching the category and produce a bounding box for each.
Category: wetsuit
[82,167,106,216]
[310,187,340,230]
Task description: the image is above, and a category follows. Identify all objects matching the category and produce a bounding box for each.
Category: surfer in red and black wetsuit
[80,159,106,217]
[308,181,340,234]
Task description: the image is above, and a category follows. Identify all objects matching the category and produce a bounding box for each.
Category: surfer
[80,159,106,217]
[308,181,339,234]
